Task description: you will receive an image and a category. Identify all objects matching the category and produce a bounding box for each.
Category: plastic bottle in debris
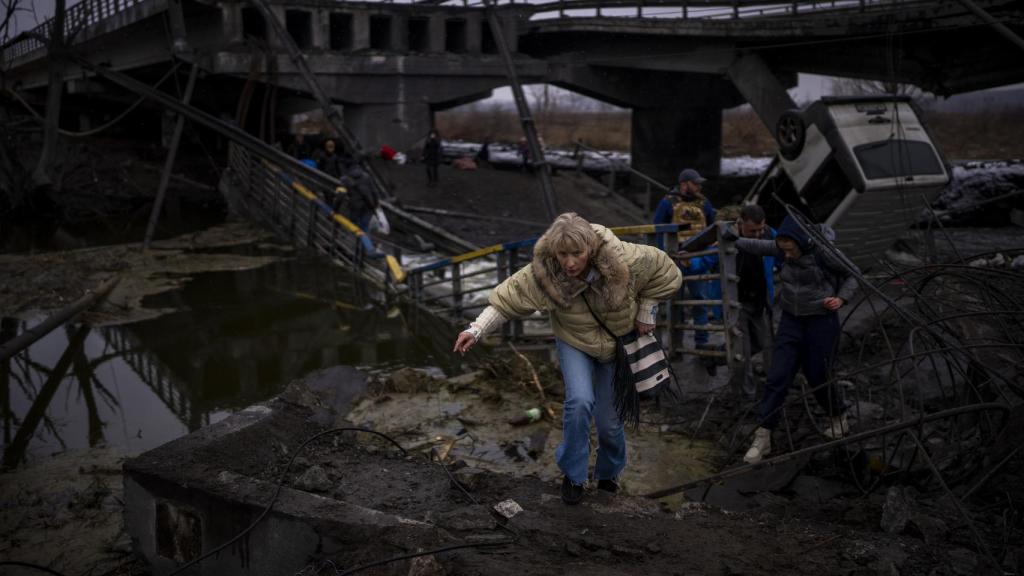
[508,407,542,426]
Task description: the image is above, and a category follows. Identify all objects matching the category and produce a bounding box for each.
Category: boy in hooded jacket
[731,214,859,464]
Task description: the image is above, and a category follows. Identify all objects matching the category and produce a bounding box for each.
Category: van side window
[854,140,944,180]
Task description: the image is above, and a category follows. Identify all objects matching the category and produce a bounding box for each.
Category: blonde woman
[453,213,682,504]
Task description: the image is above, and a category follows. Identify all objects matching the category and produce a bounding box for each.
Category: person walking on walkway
[453,213,681,504]
[422,130,442,186]
[728,215,858,464]
[344,163,378,232]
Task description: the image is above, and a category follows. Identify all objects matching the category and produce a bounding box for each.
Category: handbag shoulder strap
[582,292,618,340]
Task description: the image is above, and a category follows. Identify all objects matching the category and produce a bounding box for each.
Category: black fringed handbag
[583,295,676,428]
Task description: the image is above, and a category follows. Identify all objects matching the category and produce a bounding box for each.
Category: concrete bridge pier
[343,101,432,154]
[631,104,723,187]
[549,65,741,190]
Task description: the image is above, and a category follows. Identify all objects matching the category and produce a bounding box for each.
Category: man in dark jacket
[344,163,378,231]
[317,139,346,179]
[422,130,442,186]
[729,204,777,402]
[733,214,858,464]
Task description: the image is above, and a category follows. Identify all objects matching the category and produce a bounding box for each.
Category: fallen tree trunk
[0,275,119,363]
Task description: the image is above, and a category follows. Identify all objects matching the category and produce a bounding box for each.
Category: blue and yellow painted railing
[408,223,688,274]
[254,157,685,290]
[264,161,406,284]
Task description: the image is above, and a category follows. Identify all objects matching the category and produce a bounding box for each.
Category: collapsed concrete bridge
[3,0,1023,185]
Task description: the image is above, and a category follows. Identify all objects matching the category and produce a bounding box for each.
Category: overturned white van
[746,95,950,267]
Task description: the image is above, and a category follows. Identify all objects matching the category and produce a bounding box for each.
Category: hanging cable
[3,61,182,138]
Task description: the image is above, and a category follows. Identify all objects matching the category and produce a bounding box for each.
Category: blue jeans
[555,339,626,484]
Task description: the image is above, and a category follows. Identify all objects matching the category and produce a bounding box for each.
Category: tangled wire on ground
[674,208,1024,572]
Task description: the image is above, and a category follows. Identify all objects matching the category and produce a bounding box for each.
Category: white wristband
[636,299,659,325]
[464,325,483,341]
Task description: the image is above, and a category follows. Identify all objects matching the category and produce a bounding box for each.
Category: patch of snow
[933,160,1024,224]
[440,139,769,178]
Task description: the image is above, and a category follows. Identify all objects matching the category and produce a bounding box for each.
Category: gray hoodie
[735,216,859,316]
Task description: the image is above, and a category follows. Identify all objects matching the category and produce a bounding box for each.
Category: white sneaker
[822,414,849,440]
[743,427,772,464]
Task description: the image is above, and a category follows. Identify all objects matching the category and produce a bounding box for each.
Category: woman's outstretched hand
[453,331,476,355]
[636,321,655,336]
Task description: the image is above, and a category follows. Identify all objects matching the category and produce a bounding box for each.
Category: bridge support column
[312,9,328,50]
[222,4,243,43]
[428,15,446,53]
[352,10,371,51]
[465,13,482,54]
[631,105,722,187]
[267,5,286,48]
[343,101,432,154]
[391,14,408,52]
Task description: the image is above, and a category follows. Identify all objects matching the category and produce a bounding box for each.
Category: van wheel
[776,110,806,161]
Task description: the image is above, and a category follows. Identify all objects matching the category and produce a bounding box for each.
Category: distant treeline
[436,103,1024,160]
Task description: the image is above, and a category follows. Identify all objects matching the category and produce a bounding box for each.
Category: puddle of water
[1,256,451,467]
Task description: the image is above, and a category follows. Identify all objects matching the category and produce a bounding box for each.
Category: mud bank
[0,447,145,575]
[0,222,282,323]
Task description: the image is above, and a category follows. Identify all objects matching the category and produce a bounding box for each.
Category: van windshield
[854,139,944,180]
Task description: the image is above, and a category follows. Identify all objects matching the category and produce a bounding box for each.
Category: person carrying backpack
[727,214,859,464]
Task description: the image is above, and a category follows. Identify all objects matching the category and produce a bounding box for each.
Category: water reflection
[2,256,448,467]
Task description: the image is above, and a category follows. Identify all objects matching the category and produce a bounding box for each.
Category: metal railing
[520,0,944,20]
[407,221,742,362]
[1,0,152,63]
[226,142,405,288]
[1,0,961,66]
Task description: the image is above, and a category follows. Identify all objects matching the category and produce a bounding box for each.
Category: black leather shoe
[596,479,619,494]
[561,477,584,505]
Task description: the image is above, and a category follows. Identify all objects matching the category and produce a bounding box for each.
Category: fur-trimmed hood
[531,224,632,310]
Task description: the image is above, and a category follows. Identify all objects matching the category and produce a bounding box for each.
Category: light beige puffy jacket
[488,224,682,362]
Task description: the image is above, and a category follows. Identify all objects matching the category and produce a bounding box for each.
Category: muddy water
[0,256,448,467]
[346,375,720,503]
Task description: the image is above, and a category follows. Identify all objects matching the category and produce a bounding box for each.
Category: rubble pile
[671,244,1024,574]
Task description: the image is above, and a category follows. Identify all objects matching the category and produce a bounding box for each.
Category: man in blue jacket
[730,205,777,401]
[653,169,716,350]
